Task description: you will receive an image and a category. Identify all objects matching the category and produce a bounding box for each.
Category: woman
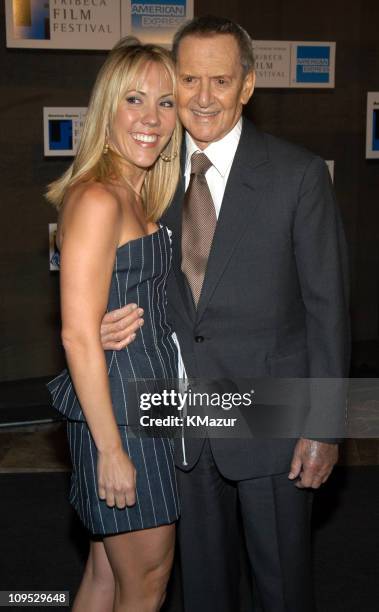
[46,37,182,612]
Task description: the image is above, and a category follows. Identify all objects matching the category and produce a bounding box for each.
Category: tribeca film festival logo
[44,108,87,156]
[138,388,255,428]
[295,44,331,84]
[11,0,114,40]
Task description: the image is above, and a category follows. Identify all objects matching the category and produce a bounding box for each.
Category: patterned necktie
[181,152,217,306]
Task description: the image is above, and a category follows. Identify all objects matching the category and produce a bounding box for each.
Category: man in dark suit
[101,16,350,612]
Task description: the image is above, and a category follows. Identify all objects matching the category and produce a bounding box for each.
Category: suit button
[195,335,204,343]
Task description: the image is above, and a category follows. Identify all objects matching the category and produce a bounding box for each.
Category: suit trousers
[177,439,315,612]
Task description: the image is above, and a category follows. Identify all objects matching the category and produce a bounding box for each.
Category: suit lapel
[195,119,271,322]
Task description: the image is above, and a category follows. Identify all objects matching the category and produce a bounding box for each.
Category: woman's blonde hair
[46,37,181,221]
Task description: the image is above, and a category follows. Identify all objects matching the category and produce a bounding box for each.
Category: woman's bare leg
[103,523,175,612]
[72,539,115,612]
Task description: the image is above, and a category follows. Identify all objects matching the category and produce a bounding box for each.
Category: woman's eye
[126,96,141,104]
[160,100,175,108]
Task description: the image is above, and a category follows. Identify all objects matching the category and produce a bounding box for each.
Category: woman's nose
[141,104,160,126]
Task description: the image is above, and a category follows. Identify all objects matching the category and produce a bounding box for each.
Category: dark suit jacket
[162,117,350,480]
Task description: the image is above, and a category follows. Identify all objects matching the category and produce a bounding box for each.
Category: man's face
[176,34,255,149]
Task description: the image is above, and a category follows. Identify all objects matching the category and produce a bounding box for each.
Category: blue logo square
[13,0,50,40]
[296,46,330,84]
[48,119,73,151]
[372,109,379,151]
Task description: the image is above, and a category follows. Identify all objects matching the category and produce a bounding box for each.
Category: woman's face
[109,61,176,171]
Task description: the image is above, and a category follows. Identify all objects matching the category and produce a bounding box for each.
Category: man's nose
[197,80,212,107]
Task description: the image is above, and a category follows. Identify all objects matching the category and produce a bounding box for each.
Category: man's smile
[191,109,220,118]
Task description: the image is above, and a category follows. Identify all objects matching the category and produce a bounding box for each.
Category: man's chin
[188,126,221,147]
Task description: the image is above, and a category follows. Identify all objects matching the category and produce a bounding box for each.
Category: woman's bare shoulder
[59,181,122,247]
[64,181,121,214]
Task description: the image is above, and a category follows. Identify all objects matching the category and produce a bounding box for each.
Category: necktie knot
[191,152,212,176]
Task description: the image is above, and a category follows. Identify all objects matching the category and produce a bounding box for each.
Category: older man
[101,16,349,612]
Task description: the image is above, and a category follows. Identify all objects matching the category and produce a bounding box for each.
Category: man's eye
[217,78,227,85]
[183,76,194,83]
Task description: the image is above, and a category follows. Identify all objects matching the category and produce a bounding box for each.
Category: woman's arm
[59,183,136,508]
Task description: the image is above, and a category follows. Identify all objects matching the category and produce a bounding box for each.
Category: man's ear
[241,70,255,105]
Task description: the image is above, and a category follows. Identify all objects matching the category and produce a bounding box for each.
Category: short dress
[47,226,180,535]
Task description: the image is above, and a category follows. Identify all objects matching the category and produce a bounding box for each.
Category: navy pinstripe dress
[47,226,180,535]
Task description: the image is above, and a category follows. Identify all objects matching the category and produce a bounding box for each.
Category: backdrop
[0,0,378,381]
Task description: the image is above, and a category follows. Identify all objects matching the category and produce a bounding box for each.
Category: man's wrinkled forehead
[175,33,243,74]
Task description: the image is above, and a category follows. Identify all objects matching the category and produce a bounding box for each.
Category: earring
[103,141,109,155]
[159,150,178,162]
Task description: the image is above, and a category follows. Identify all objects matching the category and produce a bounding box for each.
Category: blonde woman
[47,38,181,612]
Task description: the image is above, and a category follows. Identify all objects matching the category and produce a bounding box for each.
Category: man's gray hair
[172,15,255,75]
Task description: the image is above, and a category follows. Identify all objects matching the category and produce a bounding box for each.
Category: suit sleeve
[293,156,351,441]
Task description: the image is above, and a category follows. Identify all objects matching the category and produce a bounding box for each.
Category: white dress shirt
[184,118,242,218]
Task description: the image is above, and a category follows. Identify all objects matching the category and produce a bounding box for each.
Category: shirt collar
[184,118,242,177]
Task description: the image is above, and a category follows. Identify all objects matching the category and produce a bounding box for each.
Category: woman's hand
[97,446,137,508]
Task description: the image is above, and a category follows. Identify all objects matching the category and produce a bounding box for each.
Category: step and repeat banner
[4,0,377,271]
[253,40,335,89]
[5,0,194,48]
[6,2,336,88]
[6,3,378,164]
